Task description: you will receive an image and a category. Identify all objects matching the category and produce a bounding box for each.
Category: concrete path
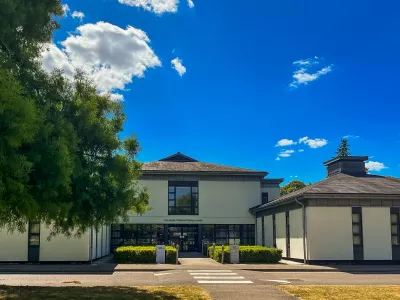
[178,252,220,266]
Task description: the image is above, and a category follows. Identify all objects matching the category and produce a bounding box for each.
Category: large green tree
[336,138,351,157]
[280,180,307,196]
[0,0,150,235]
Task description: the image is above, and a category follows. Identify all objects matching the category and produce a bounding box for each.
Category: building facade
[251,156,400,264]
[111,152,283,253]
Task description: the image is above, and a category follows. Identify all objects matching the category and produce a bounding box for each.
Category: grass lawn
[0,285,211,300]
[278,285,400,300]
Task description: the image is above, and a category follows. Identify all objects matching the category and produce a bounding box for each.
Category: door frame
[28,221,40,262]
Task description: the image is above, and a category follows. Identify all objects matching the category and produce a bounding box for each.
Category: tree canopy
[0,0,150,235]
[280,180,307,196]
[336,138,351,157]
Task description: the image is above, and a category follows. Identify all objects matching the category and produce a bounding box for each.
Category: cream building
[251,156,400,263]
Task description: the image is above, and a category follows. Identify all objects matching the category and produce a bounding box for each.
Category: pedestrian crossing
[187,270,253,284]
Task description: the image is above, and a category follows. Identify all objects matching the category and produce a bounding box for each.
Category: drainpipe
[295,198,308,264]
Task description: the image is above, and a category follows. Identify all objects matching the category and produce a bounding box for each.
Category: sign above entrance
[164,218,203,223]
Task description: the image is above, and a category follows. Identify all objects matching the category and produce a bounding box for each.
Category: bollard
[221,245,225,264]
[175,244,179,265]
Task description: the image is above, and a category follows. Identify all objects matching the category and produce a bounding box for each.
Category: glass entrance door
[168,225,198,252]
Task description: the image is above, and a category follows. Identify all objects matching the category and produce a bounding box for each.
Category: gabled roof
[142,152,268,176]
[251,173,400,212]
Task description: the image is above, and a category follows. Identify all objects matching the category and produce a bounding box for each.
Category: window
[285,211,290,258]
[28,221,40,246]
[168,181,198,215]
[352,207,364,260]
[261,193,269,204]
[241,224,255,245]
[391,208,400,246]
[272,214,277,248]
[201,224,254,245]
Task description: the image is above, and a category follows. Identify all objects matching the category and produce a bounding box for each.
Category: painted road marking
[268,280,291,284]
[187,270,232,273]
[193,276,245,279]
[154,273,174,276]
[189,273,239,276]
[197,280,253,284]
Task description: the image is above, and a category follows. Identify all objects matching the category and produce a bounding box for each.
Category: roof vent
[323,156,368,177]
[159,152,198,162]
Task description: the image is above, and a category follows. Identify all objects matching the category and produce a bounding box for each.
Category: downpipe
[295,198,308,264]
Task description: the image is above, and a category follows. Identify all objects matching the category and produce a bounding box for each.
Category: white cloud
[299,136,328,149]
[71,11,85,21]
[118,0,179,14]
[62,4,70,16]
[343,135,360,139]
[275,139,297,147]
[278,149,295,158]
[276,157,281,161]
[171,57,186,76]
[290,57,334,88]
[41,22,161,100]
[298,149,304,152]
[188,0,195,8]
[366,161,388,172]
[290,175,298,178]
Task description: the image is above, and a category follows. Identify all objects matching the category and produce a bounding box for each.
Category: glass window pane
[352,224,360,234]
[392,225,398,235]
[168,186,174,193]
[391,214,398,224]
[392,236,399,245]
[169,201,175,206]
[192,187,198,193]
[29,235,40,246]
[30,223,40,234]
[353,235,361,245]
[352,214,360,223]
[169,193,175,200]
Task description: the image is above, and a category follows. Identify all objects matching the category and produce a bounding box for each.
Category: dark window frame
[352,207,364,260]
[272,214,277,248]
[261,192,269,204]
[285,211,290,258]
[391,208,400,246]
[168,181,199,215]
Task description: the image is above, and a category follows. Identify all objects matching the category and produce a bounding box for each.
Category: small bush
[208,245,282,264]
[115,246,177,264]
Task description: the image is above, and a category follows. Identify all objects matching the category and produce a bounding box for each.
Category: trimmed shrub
[208,245,282,264]
[115,246,177,264]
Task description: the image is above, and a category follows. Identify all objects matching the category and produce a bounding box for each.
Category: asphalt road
[1,270,400,299]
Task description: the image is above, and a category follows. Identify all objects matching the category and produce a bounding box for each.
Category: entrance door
[168,225,198,252]
[28,222,40,262]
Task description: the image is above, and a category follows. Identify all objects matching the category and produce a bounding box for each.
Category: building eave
[142,170,269,177]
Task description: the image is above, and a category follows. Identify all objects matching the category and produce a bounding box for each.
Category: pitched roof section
[142,152,268,176]
[252,173,400,212]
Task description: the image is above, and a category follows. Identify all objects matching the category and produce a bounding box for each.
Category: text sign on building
[156,245,165,264]
[230,245,239,264]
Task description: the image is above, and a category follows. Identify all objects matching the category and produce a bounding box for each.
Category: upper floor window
[168,181,198,215]
[261,192,269,204]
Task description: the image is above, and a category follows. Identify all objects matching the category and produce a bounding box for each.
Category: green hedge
[208,245,282,264]
[115,246,177,264]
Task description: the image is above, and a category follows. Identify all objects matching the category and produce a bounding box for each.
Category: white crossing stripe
[268,280,291,284]
[187,270,232,273]
[189,273,239,276]
[188,270,253,285]
[197,280,253,284]
[194,276,245,279]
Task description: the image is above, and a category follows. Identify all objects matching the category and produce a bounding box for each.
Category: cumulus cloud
[41,22,161,100]
[275,139,297,147]
[343,135,360,139]
[171,57,186,76]
[278,149,295,158]
[276,157,281,161]
[298,136,328,149]
[188,0,195,8]
[62,4,70,16]
[118,0,179,14]
[298,149,304,152]
[71,11,85,21]
[290,57,334,88]
[366,161,388,172]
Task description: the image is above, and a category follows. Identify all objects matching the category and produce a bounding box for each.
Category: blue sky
[44,0,400,184]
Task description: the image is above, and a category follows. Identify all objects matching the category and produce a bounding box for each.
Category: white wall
[96,228,102,259]
[264,215,273,248]
[289,209,304,260]
[363,207,392,260]
[307,207,353,260]
[131,180,260,225]
[0,226,28,261]
[40,225,90,262]
[275,212,286,257]
[256,217,263,245]
[91,228,97,259]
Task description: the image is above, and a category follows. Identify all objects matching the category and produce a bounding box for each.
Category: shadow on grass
[0,286,209,300]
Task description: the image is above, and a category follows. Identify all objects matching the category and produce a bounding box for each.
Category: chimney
[323,156,368,177]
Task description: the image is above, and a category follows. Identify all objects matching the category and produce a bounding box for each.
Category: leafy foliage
[0,0,150,235]
[115,246,177,264]
[208,246,282,263]
[336,138,351,157]
[280,180,307,196]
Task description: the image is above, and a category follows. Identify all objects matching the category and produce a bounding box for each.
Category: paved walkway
[178,252,219,266]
